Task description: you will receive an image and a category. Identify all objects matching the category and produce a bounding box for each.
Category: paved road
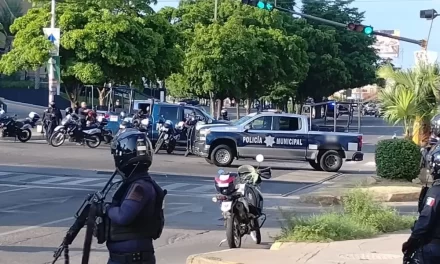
[0,166,318,264]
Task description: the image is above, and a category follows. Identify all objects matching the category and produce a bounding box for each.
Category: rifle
[52,170,120,264]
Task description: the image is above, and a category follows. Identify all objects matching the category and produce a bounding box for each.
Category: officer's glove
[96,202,110,217]
[402,238,418,254]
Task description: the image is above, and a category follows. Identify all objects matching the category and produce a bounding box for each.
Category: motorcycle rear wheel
[86,135,101,148]
[252,218,262,244]
[226,214,241,248]
[50,131,66,147]
[17,128,32,143]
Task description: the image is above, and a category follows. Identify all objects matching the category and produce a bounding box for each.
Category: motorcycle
[154,119,182,154]
[50,114,102,148]
[213,154,271,248]
[0,110,37,142]
[96,118,113,144]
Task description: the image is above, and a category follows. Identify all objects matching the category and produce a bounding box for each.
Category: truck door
[271,116,308,160]
[239,115,275,158]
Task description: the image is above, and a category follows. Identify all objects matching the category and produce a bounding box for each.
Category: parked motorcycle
[154,119,182,154]
[0,111,38,142]
[97,118,113,144]
[213,154,271,248]
[50,114,102,148]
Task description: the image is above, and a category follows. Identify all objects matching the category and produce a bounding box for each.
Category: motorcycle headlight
[119,124,126,129]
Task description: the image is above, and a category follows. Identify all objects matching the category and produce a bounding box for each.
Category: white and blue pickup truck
[193,112,363,172]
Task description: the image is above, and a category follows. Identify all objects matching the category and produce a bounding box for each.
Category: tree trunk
[97,87,106,107]
[209,92,215,116]
[419,119,431,147]
[216,99,223,119]
[412,116,423,145]
[236,99,240,119]
[313,97,322,119]
[34,68,40,89]
[246,98,251,115]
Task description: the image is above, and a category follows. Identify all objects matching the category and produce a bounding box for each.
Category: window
[159,106,178,120]
[248,116,272,130]
[276,117,301,131]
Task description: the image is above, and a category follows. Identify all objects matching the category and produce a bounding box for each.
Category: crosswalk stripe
[62,178,103,185]
[188,185,215,193]
[30,177,76,184]
[1,174,46,182]
[0,172,12,176]
[161,183,190,190]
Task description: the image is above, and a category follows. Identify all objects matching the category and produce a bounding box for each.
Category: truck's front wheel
[211,144,234,167]
[319,150,343,172]
[308,160,323,171]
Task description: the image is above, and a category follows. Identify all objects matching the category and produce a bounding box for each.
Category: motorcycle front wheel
[50,131,66,147]
[226,214,241,248]
[17,128,32,142]
[154,134,164,154]
[86,135,101,148]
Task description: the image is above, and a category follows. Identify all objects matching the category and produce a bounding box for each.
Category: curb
[186,254,243,264]
[299,191,420,205]
[269,241,284,250]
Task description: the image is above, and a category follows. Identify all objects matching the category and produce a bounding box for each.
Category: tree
[377,64,440,145]
[165,0,309,115]
[0,0,182,106]
[294,0,378,116]
[0,0,24,53]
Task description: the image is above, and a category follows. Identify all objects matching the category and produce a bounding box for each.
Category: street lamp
[420,9,438,50]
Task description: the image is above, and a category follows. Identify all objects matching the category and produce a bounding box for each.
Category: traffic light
[347,23,374,35]
[241,0,274,11]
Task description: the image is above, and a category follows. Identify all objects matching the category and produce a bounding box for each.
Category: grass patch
[278,189,415,242]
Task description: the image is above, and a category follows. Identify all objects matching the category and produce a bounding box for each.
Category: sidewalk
[187,233,409,264]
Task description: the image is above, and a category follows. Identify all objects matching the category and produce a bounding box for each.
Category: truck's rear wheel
[308,160,323,171]
[319,150,343,172]
[211,144,234,167]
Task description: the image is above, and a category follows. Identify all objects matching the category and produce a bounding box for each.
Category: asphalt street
[0,100,405,263]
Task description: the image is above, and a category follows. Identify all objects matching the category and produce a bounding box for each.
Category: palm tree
[0,0,24,53]
[377,63,440,145]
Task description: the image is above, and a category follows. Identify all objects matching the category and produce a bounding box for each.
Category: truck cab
[194,112,363,172]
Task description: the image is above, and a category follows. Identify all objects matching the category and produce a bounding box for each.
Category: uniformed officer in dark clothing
[403,151,440,263]
[42,101,62,141]
[104,129,162,264]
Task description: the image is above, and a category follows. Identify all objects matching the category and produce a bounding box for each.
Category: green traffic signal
[256,1,274,11]
[363,26,373,35]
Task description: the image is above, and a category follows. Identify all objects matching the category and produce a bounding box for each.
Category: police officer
[103,129,163,264]
[402,151,440,263]
[42,101,62,142]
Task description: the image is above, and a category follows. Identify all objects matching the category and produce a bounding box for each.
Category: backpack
[142,177,167,240]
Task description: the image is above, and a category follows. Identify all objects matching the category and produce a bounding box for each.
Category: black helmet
[50,101,56,107]
[111,129,153,178]
[432,114,440,137]
[65,107,73,114]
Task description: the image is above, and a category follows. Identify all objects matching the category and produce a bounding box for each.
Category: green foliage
[0,0,182,102]
[375,139,422,181]
[278,189,415,242]
[166,0,308,107]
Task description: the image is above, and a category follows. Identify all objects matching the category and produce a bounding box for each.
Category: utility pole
[47,0,57,104]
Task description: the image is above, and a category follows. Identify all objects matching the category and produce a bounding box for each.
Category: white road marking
[161,183,189,190]
[1,174,45,182]
[0,187,29,194]
[30,176,75,184]
[0,217,74,237]
[186,185,215,193]
[62,178,103,185]
[0,172,13,176]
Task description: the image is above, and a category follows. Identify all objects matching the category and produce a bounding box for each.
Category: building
[333,85,379,102]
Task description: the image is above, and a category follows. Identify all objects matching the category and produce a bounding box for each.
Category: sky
[150,0,439,69]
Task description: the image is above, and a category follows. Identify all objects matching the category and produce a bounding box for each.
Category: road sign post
[43,27,60,103]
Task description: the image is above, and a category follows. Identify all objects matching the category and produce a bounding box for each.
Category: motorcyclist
[100,129,165,264]
[220,108,229,121]
[402,151,440,263]
[42,101,62,142]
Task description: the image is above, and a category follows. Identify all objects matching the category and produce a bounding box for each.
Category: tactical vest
[108,175,166,242]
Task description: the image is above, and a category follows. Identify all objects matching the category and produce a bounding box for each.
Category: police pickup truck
[194,112,363,172]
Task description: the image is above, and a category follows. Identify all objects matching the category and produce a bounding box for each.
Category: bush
[278,189,415,242]
[375,139,421,181]
[0,80,34,89]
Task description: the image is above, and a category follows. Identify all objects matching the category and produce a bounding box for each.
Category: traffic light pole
[274,6,425,47]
